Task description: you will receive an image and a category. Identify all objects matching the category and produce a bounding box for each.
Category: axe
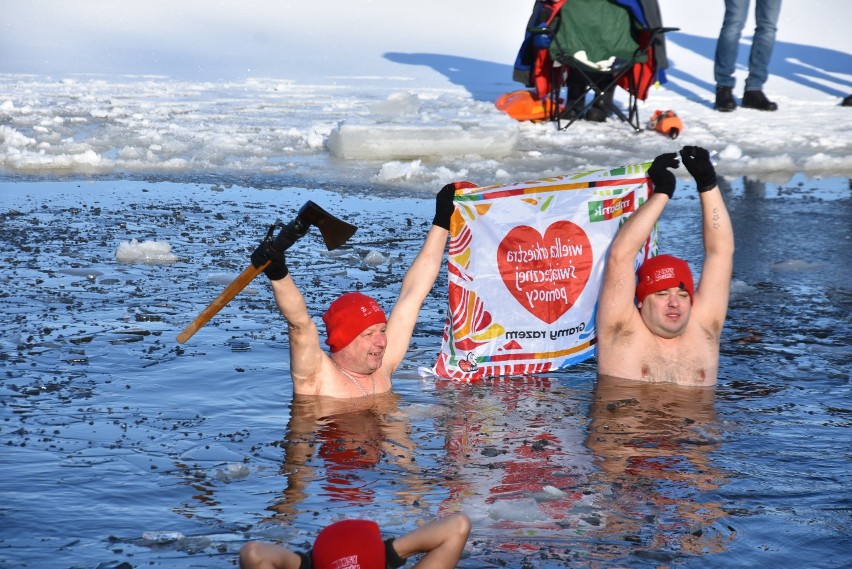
[176,201,357,344]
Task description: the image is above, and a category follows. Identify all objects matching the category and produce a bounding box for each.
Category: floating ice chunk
[542,485,568,498]
[142,531,184,543]
[0,125,36,148]
[362,250,387,266]
[207,273,241,285]
[729,279,755,294]
[115,239,179,264]
[215,463,250,481]
[770,259,823,272]
[530,485,570,502]
[718,144,742,162]
[374,160,422,182]
[327,94,519,161]
[139,531,210,553]
[60,267,104,279]
[328,119,518,160]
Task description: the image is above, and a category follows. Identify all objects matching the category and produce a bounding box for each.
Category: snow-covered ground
[1,0,850,191]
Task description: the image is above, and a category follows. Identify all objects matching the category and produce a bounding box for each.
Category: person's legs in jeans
[714,0,751,88]
[744,0,782,92]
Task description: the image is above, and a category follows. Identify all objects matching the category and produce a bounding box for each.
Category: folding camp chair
[546,0,677,132]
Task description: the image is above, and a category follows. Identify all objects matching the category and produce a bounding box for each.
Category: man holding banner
[251,185,463,398]
[596,146,734,386]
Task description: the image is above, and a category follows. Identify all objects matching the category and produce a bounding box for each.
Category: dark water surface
[1,177,850,568]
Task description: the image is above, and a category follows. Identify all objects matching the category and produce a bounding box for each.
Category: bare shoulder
[291,352,337,397]
[596,315,654,379]
[596,306,648,351]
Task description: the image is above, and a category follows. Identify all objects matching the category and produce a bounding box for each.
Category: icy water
[1,176,850,568]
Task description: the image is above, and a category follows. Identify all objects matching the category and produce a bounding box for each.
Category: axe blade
[298,201,357,250]
[176,201,357,344]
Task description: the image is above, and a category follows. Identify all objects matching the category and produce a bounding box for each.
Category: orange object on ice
[495,90,558,122]
[647,109,683,139]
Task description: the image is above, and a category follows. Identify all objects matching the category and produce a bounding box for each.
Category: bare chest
[328,367,392,398]
[599,330,719,386]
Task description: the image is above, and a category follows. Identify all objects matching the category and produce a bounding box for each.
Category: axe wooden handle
[176,262,268,344]
[177,202,356,345]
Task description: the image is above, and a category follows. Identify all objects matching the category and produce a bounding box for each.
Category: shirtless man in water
[596,146,734,386]
[250,183,462,398]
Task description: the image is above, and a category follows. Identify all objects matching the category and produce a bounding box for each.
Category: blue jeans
[714,0,782,91]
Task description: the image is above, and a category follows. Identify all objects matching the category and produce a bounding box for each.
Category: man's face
[335,322,388,373]
[638,287,692,339]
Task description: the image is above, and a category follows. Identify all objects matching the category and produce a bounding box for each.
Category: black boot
[560,99,584,121]
[841,94,852,107]
[560,73,587,121]
[714,86,736,112]
[584,86,614,122]
[742,90,778,111]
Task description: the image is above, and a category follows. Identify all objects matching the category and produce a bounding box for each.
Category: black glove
[250,224,288,280]
[384,538,406,569]
[679,145,717,192]
[432,183,456,230]
[647,152,680,198]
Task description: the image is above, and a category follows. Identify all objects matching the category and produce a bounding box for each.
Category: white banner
[433,162,657,380]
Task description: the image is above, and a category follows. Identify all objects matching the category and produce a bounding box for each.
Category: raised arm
[680,146,734,335]
[381,184,458,373]
[389,513,472,569]
[269,276,326,378]
[597,153,679,335]
[251,229,326,394]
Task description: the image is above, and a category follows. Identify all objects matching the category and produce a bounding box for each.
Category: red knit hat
[311,519,386,569]
[636,254,694,303]
[322,292,387,353]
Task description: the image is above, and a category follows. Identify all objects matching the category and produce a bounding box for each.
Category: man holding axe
[249,184,463,398]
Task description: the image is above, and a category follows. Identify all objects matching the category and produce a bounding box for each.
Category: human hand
[250,224,289,280]
[647,152,680,198]
[679,145,717,192]
[432,183,457,230]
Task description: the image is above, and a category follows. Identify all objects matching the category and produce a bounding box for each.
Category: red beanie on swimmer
[312,519,385,569]
[322,292,387,353]
[636,254,694,303]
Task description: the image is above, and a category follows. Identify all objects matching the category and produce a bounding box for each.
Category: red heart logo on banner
[497,221,593,324]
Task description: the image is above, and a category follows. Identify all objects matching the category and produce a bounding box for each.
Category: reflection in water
[586,375,734,560]
[434,376,600,560]
[270,393,426,520]
[431,375,736,565]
